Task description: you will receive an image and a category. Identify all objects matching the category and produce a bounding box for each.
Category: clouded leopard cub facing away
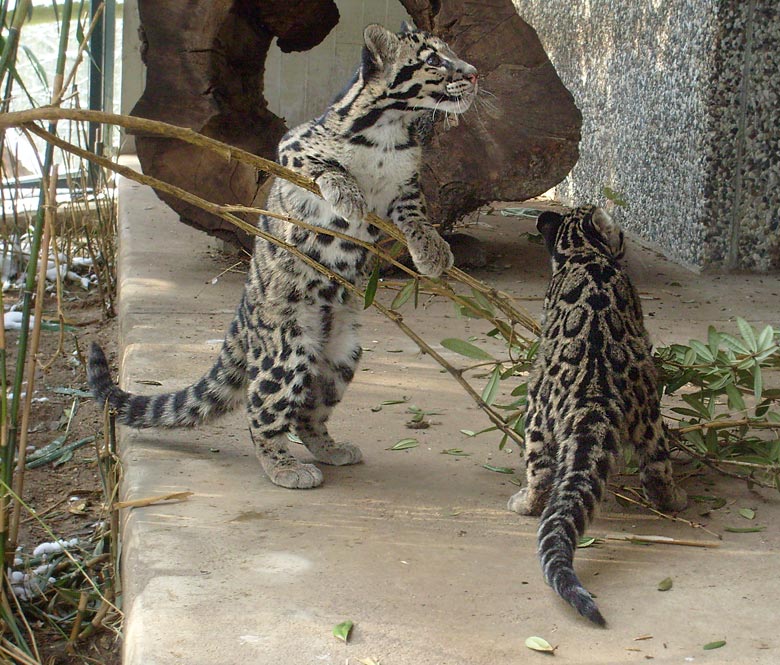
[88,24,477,489]
[508,206,687,626]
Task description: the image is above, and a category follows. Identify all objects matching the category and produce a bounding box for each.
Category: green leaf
[363,262,381,309]
[441,338,496,360]
[602,186,628,207]
[756,324,775,351]
[482,464,514,474]
[441,448,471,456]
[481,365,502,406]
[391,279,416,310]
[703,640,726,651]
[333,620,354,643]
[707,326,722,355]
[753,365,763,401]
[379,397,409,406]
[21,44,49,90]
[720,333,749,355]
[724,384,746,411]
[688,339,714,362]
[470,288,496,316]
[738,508,755,520]
[460,430,476,437]
[525,636,555,653]
[388,438,419,451]
[724,526,765,533]
[657,577,673,592]
[736,317,757,352]
[578,536,597,548]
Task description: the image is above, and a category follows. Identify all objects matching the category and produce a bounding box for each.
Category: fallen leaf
[525,636,555,653]
[703,640,726,650]
[482,464,514,474]
[657,577,673,592]
[388,438,419,451]
[333,620,354,643]
[738,508,755,520]
[724,526,765,533]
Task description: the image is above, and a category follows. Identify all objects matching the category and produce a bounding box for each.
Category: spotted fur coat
[89,23,478,489]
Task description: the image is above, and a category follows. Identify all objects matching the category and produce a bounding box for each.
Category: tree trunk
[132,0,580,252]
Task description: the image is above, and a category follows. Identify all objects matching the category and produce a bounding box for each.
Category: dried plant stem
[0,107,540,337]
[604,533,719,548]
[26,123,528,445]
[67,591,90,648]
[676,419,780,434]
[611,488,721,540]
[1,481,122,615]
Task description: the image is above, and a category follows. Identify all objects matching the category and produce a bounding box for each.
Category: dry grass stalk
[113,492,194,510]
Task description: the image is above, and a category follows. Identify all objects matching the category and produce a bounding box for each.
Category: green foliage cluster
[391,281,780,492]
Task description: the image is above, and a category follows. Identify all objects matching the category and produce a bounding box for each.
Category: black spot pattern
[508,205,687,627]
[87,23,477,490]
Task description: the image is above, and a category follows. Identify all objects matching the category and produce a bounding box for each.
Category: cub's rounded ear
[363,24,401,74]
[399,20,416,34]
[591,207,624,257]
[536,211,564,249]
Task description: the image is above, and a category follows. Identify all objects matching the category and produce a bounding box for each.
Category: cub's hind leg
[246,327,324,489]
[508,379,557,516]
[294,309,363,467]
[630,379,687,512]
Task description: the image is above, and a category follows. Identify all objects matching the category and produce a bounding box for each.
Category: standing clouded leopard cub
[508,206,687,626]
[88,24,477,489]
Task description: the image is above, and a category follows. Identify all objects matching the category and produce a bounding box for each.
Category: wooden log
[132,0,580,251]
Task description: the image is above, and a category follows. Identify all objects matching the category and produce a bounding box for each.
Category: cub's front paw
[410,232,454,278]
[316,172,367,223]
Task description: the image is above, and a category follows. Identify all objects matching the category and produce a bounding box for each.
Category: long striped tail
[87,338,247,428]
[537,420,618,627]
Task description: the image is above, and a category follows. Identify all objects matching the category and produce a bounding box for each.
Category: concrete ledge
[117,164,780,664]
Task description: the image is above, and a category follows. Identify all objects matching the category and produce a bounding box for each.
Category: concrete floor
[116,167,780,665]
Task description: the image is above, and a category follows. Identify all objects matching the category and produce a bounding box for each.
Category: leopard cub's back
[511,205,686,627]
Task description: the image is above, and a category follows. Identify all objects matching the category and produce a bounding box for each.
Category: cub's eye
[425,53,443,67]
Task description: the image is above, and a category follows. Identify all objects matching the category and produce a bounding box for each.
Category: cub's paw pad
[507,488,542,516]
[267,461,324,489]
[308,442,363,466]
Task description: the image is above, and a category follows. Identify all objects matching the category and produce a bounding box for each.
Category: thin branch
[26,123,526,446]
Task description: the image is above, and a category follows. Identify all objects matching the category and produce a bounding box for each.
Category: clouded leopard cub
[88,23,477,489]
[508,206,687,626]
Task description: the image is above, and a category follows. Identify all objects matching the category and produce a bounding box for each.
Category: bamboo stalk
[67,590,89,648]
[4,0,74,562]
[8,168,58,551]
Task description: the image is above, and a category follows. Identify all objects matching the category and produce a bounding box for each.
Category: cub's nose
[466,72,478,85]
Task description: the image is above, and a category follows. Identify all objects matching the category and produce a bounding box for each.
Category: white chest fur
[347,120,418,217]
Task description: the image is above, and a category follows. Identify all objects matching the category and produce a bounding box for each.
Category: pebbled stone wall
[512,0,779,271]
